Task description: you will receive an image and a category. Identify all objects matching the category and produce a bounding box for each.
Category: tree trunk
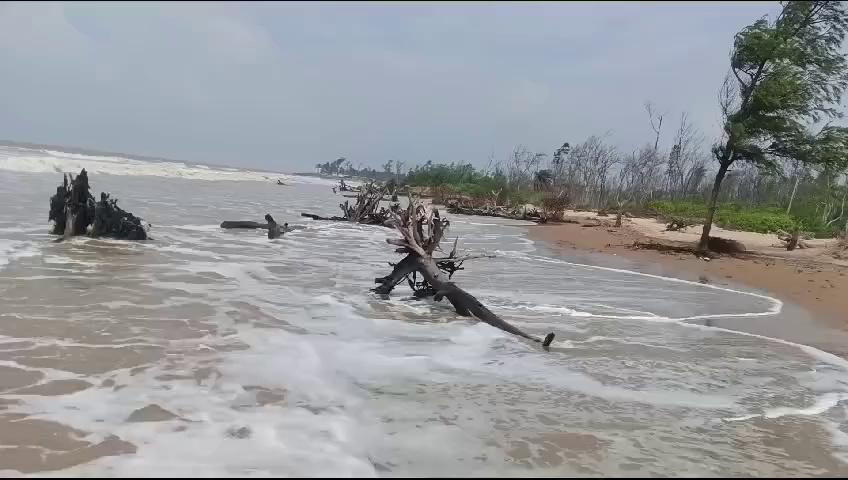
[698,161,730,252]
[63,171,93,239]
[787,228,800,251]
[786,174,800,214]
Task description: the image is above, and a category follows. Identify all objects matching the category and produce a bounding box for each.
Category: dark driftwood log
[220,221,269,229]
[221,217,299,237]
[374,202,555,347]
[301,213,348,222]
[49,169,147,241]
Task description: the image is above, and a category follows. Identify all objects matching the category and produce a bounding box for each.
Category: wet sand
[527,219,848,354]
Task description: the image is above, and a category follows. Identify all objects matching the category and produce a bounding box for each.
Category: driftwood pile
[332,179,359,194]
[48,169,148,241]
[303,181,399,226]
[664,216,700,232]
[373,200,555,347]
[446,201,548,223]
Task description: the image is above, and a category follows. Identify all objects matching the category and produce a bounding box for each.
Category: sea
[1,143,847,476]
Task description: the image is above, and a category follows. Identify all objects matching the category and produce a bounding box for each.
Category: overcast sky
[0,1,783,172]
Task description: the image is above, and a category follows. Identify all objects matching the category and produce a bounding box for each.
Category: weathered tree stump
[48,169,148,241]
[265,214,284,239]
[90,192,148,240]
[777,228,811,250]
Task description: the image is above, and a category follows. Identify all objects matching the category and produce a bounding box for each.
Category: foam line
[500,250,783,321]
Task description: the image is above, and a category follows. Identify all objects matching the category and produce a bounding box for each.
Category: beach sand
[526,212,848,353]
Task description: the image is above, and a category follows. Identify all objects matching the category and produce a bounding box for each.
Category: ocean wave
[0,145,335,185]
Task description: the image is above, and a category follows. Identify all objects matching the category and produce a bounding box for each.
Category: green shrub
[647,200,796,234]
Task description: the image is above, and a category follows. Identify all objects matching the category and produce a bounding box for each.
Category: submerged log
[220,221,268,229]
[300,213,348,222]
[373,201,555,348]
[221,215,298,237]
[48,169,148,241]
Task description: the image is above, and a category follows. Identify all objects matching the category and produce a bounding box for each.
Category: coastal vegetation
[314,2,848,249]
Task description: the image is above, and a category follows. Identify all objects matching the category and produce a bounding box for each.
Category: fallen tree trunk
[300,213,348,222]
[220,221,268,229]
[221,216,300,237]
[373,201,555,347]
[49,169,148,241]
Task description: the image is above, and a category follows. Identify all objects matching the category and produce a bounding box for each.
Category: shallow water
[1,151,848,476]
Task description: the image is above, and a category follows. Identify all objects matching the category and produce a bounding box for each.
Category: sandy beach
[527,211,848,348]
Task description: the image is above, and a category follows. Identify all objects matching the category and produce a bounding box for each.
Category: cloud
[0,1,786,171]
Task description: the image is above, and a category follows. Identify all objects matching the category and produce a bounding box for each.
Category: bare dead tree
[645,101,664,151]
[373,200,555,347]
[666,112,705,198]
[507,145,546,190]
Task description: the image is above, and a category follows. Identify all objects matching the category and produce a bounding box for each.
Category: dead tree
[373,201,555,347]
[303,181,399,226]
[49,169,148,241]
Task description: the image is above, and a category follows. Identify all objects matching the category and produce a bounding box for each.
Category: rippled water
[2,168,848,476]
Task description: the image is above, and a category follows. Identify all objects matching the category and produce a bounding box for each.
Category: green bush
[647,200,796,234]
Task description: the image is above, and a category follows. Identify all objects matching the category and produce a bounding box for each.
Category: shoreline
[524,216,848,356]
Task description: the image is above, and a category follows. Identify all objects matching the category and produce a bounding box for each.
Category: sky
[0,1,785,172]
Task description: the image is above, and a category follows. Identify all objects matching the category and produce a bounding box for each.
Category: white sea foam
[0,239,39,269]
[0,145,335,185]
[725,393,848,422]
[498,250,784,321]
